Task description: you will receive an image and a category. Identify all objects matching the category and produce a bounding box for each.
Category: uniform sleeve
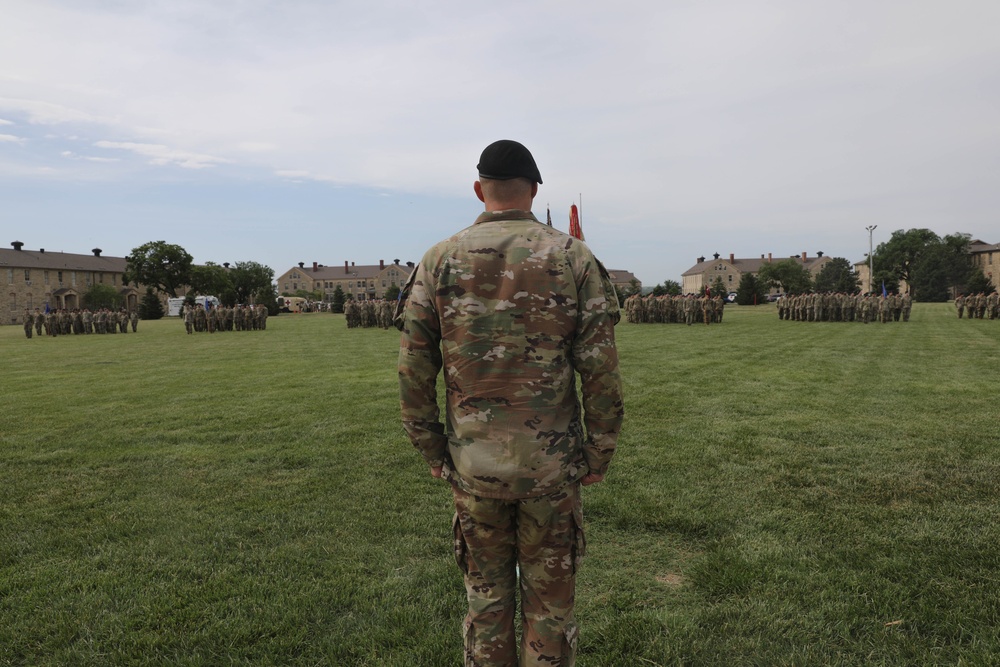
[572,255,625,476]
[396,261,448,468]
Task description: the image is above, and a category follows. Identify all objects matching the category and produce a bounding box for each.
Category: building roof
[682,254,830,276]
[606,269,639,284]
[283,261,413,281]
[0,246,126,272]
[969,240,999,253]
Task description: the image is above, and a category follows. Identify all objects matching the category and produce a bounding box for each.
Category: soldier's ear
[474,181,485,203]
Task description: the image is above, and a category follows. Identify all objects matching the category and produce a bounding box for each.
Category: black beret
[477,140,542,184]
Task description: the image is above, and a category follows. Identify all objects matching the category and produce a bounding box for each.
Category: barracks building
[682,251,832,295]
[276,260,415,302]
[2,241,140,325]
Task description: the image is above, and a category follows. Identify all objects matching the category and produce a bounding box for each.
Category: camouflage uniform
[397,208,623,667]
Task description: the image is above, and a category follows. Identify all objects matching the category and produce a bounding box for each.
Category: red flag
[705,285,711,297]
[569,204,584,240]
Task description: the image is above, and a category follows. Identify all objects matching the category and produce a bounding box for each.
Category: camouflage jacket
[396,209,624,499]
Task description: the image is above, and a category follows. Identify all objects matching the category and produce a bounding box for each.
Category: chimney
[406,261,414,268]
[351,262,355,267]
[729,253,735,263]
[380,259,385,270]
[801,251,807,262]
[40,248,45,253]
[11,241,24,251]
[298,261,305,268]
[713,252,720,260]
[394,259,400,265]
[697,256,705,264]
[92,248,102,257]
[223,262,230,269]
[312,262,318,272]
[768,253,772,262]
[817,251,824,258]
[344,261,349,274]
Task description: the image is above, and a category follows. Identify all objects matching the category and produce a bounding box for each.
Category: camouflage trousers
[452,484,585,667]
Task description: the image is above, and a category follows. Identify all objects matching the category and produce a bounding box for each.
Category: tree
[965,270,994,296]
[813,257,861,293]
[708,277,728,298]
[229,261,275,304]
[383,285,401,302]
[139,287,164,320]
[872,228,940,284]
[909,234,977,302]
[190,262,234,302]
[254,283,280,316]
[757,259,813,294]
[651,280,682,296]
[616,278,642,306]
[330,285,346,313]
[124,241,194,297]
[735,273,768,305]
[83,283,123,311]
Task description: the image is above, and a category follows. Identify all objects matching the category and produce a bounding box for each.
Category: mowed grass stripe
[1,304,998,665]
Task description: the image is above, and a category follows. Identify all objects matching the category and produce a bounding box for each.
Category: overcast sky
[2,0,997,286]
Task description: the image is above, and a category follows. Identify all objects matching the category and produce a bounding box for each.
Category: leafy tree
[708,277,728,298]
[254,283,280,316]
[83,283,123,310]
[330,285,346,314]
[870,269,899,296]
[872,228,940,284]
[735,273,769,305]
[651,280,682,296]
[909,234,976,302]
[965,270,994,296]
[139,287,164,320]
[190,262,233,298]
[757,259,813,294]
[230,261,275,305]
[813,257,861,293]
[124,241,194,297]
[383,285,401,302]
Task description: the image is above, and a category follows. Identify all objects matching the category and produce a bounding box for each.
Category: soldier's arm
[571,254,625,477]
[397,263,448,469]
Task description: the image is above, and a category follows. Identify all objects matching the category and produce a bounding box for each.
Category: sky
[2,0,998,287]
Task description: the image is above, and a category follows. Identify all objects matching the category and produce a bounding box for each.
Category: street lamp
[865,225,877,293]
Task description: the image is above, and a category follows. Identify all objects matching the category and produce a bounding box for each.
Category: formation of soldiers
[776,292,912,323]
[22,307,138,338]
[955,292,1000,319]
[181,304,269,334]
[623,293,726,325]
[344,299,395,329]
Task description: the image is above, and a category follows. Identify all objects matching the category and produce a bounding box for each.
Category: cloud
[0,133,25,143]
[93,141,229,169]
[0,118,13,125]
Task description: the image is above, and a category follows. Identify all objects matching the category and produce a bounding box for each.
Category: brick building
[682,251,832,295]
[276,260,414,302]
[2,242,140,325]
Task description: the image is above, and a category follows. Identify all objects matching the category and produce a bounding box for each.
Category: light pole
[865,225,877,293]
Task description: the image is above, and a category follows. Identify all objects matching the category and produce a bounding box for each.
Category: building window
[382,279,387,287]
[72,271,77,287]
[24,269,30,281]
[44,271,49,285]
[728,275,733,282]
[58,271,64,285]
[111,274,116,286]
[98,273,103,283]
[7,269,13,284]
[348,281,353,288]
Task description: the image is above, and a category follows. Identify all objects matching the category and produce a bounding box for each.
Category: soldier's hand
[430,466,443,478]
[580,472,604,486]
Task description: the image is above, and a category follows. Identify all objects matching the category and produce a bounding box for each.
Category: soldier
[130,310,139,332]
[902,292,912,322]
[183,304,194,334]
[34,308,43,336]
[397,140,623,666]
[23,309,33,338]
[955,293,965,318]
[987,291,999,320]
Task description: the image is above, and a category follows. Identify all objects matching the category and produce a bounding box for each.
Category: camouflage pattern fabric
[396,209,624,501]
[453,483,583,667]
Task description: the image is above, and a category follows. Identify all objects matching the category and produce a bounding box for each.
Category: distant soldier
[82,308,93,334]
[955,294,965,318]
[34,308,43,336]
[183,305,194,334]
[901,293,912,322]
[130,310,138,332]
[23,309,33,338]
[987,291,999,320]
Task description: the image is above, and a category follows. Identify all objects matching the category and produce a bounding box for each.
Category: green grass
[1,305,998,666]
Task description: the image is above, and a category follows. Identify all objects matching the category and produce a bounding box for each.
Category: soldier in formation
[955,292,999,320]
[26,307,140,338]
[623,293,724,325]
[181,303,269,333]
[343,299,395,329]
[776,292,912,324]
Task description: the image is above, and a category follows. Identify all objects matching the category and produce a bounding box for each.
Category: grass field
[2,304,999,666]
